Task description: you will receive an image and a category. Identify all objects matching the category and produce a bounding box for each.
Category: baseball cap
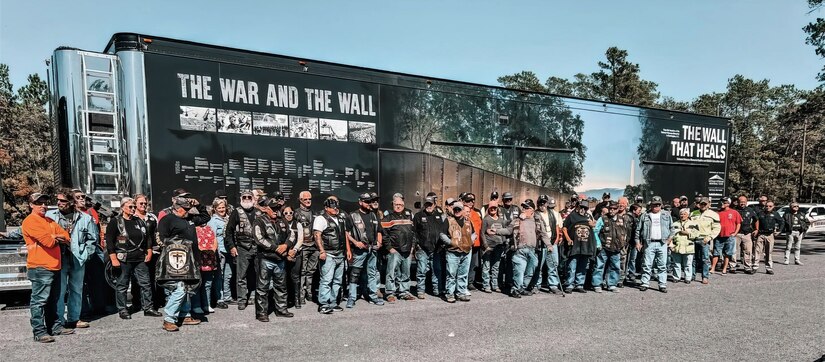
[29,192,49,203]
[424,196,436,205]
[272,191,285,201]
[578,200,589,208]
[426,191,437,198]
[462,193,475,202]
[369,192,379,201]
[502,192,513,200]
[650,196,663,205]
[240,190,253,197]
[608,201,619,209]
[490,191,499,200]
[521,199,535,210]
[324,197,339,209]
[451,201,465,211]
[445,197,457,206]
[173,188,191,198]
[699,196,710,204]
[215,189,227,198]
[634,195,644,202]
[721,197,732,204]
[174,197,192,209]
[359,192,372,202]
[679,195,688,201]
[547,197,556,207]
[537,195,549,204]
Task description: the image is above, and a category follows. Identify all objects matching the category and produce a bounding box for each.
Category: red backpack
[196,225,218,272]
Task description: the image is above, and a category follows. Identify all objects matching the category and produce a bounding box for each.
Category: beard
[240,200,254,209]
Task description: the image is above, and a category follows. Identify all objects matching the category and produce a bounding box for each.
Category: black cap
[359,192,372,202]
[651,196,663,205]
[635,196,644,202]
[602,192,611,199]
[578,200,589,208]
[257,196,270,207]
[608,201,619,209]
[174,197,192,209]
[272,191,285,201]
[424,196,436,205]
[215,189,227,198]
[369,192,379,201]
[490,191,499,200]
[537,194,549,204]
[426,191,437,198]
[521,199,535,209]
[461,193,475,203]
[502,192,513,200]
[324,197,339,209]
[679,195,688,201]
[173,188,191,198]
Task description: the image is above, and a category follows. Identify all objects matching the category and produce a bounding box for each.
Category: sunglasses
[138,202,147,205]
[126,205,136,210]
[32,200,47,206]
[57,198,70,203]
[241,196,253,200]
[74,195,86,200]
[283,211,294,215]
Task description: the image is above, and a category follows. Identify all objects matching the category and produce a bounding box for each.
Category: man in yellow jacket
[690,197,721,284]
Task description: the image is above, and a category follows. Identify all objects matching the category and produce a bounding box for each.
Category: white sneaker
[781,260,789,265]
[795,261,803,266]
[208,307,215,313]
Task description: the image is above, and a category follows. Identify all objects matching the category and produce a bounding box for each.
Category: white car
[778,203,825,235]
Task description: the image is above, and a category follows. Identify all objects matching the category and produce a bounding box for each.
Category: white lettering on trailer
[337,92,377,116]
[177,74,212,100]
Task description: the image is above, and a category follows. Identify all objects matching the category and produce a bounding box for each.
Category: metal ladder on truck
[78,51,122,197]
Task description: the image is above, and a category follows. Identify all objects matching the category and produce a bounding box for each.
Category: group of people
[20,186,810,343]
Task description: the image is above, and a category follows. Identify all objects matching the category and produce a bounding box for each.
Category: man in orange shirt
[23,193,71,343]
[462,193,483,291]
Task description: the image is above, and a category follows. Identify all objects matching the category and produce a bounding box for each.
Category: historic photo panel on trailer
[179,106,217,132]
[253,113,289,137]
[348,121,376,144]
[289,116,319,139]
[217,109,253,134]
[319,118,348,142]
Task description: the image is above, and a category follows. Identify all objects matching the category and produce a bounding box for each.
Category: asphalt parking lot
[1,236,824,361]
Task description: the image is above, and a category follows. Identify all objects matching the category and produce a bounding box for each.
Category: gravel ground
[1,236,824,361]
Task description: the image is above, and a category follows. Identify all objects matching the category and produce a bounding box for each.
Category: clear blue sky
[1,0,820,101]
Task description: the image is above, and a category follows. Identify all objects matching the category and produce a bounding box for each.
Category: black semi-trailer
[48,33,730,211]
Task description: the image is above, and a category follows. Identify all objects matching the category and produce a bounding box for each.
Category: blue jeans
[191,271,215,314]
[672,253,694,281]
[445,251,470,297]
[28,268,61,338]
[415,248,443,295]
[713,236,735,257]
[219,251,235,302]
[385,250,412,296]
[318,252,344,308]
[163,282,191,324]
[57,250,86,326]
[592,249,622,288]
[511,247,538,293]
[641,242,668,288]
[481,245,507,290]
[348,250,380,303]
[541,246,561,288]
[693,240,710,280]
[626,246,639,280]
[565,255,590,288]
